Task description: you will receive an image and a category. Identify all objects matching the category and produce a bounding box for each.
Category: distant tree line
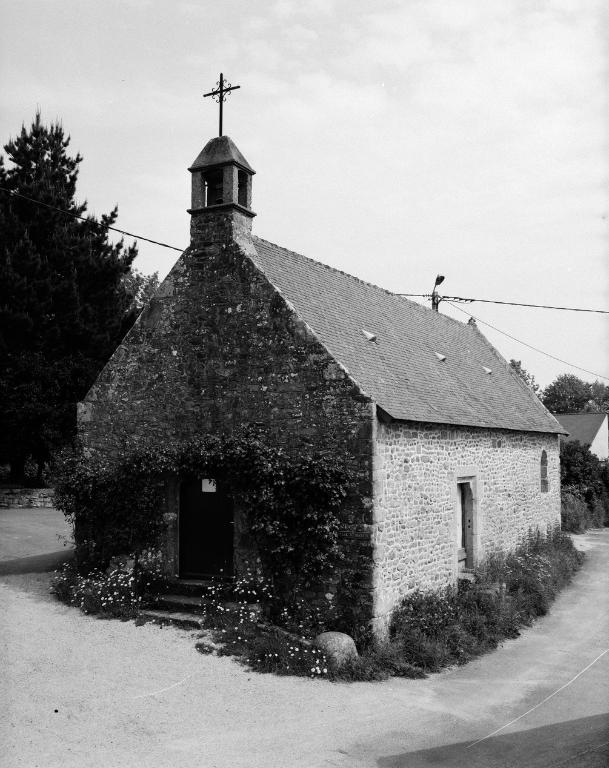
[0,113,157,483]
[510,361,608,415]
[509,361,609,530]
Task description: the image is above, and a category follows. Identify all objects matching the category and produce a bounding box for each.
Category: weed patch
[388,526,583,672]
[51,547,166,619]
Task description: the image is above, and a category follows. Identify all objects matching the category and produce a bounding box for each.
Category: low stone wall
[0,488,55,508]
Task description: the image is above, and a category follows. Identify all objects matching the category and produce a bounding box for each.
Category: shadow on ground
[378,713,609,768]
[0,548,73,575]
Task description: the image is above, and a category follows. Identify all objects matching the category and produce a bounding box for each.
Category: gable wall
[78,211,376,622]
[589,418,609,461]
[371,420,561,632]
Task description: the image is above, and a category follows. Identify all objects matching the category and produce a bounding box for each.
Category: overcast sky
[1,0,607,387]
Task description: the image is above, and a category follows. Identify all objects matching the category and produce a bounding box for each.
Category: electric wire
[467,648,609,748]
[3,185,608,380]
[4,185,607,315]
[441,294,609,314]
[397,292,609,314]
[445,300,609,382]
[0,186,184,252]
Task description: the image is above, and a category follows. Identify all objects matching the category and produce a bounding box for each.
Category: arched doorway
[178,477,234,578]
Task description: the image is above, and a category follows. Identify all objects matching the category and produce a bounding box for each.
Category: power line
[445,300,609,382]
[0,186,184,253]
[4,184,608,340]
[442,294,609,314]
[397,292,609,314]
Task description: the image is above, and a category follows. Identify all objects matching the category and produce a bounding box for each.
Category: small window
[540,450,548,493]
[201,479,217,493]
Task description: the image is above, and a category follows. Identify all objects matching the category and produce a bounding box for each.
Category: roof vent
[435,352,447,362]
[482,366,492,375]
[362,329,377,342]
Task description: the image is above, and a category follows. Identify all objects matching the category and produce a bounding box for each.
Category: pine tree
[0,113,142,481]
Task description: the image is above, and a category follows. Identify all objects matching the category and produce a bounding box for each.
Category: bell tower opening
[238,170,248,207]
[203,168,224,207]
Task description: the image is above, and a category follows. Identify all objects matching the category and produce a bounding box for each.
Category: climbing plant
[53,430,354,592]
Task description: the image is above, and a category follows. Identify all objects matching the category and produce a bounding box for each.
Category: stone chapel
[78,132,564,633]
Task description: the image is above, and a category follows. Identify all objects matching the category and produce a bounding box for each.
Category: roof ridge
[252,234,471,331]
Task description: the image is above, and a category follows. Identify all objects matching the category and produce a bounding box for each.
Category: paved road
[0,507,73,574]
[0,521,607,767]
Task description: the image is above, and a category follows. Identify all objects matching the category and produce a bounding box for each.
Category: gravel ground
[1,531,608,768]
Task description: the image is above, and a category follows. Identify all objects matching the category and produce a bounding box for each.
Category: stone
[314,631,358,668]
[107,555,135,572]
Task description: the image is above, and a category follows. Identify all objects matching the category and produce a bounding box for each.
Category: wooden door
[179,477,234,578]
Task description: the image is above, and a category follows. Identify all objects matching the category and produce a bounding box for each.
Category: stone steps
[141,578,264,631]
[138,608,205,630]
[165,577,232,597]
[154,593,207,612]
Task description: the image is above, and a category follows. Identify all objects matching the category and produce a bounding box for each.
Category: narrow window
[540,450,548,493]
[457,480,475,571]
[238,170,248,206]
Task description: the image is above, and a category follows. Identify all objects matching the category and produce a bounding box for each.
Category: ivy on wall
[53,430,354,593]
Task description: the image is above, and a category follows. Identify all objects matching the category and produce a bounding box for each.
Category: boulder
[314,631,358,668]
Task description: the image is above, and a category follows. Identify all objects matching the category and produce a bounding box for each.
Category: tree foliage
[542,373,609,414]
[560,440,608,529]
[560,441,604,497]
[0,113,152,480]
[509,359,540,395]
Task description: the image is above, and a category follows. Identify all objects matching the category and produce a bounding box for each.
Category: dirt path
[1,531,608,768]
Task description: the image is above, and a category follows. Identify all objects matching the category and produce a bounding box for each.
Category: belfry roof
[251,236,564,434]
[189,135,255,173]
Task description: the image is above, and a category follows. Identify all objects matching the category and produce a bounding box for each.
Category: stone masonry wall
[0,488,55,508]
[371,420,561,632]
[78,208,375,623]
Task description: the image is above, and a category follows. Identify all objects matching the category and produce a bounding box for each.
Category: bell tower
[188,135,256,243]
[189,74,255,245]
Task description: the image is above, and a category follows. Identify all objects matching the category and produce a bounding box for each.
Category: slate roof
[553,413,608,445]
[251,236,564,434]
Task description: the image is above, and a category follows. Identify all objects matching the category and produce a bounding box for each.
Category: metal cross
[203,73,241,137]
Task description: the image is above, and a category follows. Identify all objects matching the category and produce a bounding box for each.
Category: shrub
[387,526,583,672]
[53,449,166,571]
[52,562,141,619]
[245,634,329,678]
[560,441,608,530]
[590,495,607,528]
[51,546,167,619]
[561,489,592,533]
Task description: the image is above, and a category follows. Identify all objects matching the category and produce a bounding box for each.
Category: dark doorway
[179,477,234,578]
